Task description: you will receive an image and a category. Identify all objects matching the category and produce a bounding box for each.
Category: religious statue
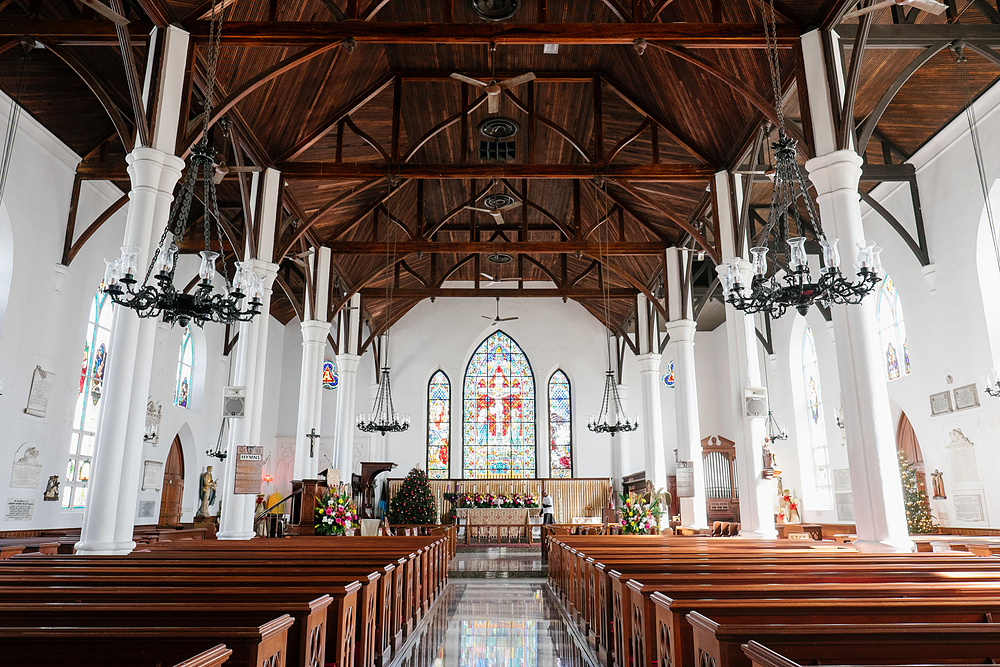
[197,466,217,517]
[43,475,59,501]
[779,488,800,524]
[931,469,947,499]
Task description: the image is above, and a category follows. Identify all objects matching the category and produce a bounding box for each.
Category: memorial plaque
[137,500,156,519]
[4,498,34,521]
[954,494,985,523]
[833,468,852,493]
[929,391,953,416]
[676,461,695,498]
[141,460,163,491]
[23,366,55,418]
[835,492,855,522]
[10,461,41,489]
[953,383,980,411]
[234,445,263,494]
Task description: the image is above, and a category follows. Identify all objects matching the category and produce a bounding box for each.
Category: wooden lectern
[351,462,397,519]
[286,478,327,536]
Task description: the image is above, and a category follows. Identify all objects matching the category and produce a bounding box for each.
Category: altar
[455,507,542,543]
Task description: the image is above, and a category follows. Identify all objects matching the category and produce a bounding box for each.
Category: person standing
[542,490,555,524]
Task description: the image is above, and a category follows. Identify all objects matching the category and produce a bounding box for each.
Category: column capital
[805,150,864,198]
[242,259,280,288]
[301,319,332,342]
[125,146,170,191]
[615,384,628,401]
[636,352,662,373]
[664,319,697,343]
[336,352,362,373]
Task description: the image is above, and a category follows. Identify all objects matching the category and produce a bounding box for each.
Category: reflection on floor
[389,580,598,667]
[449,547,545,578]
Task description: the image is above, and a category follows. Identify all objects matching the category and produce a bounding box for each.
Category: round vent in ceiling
[486,253,514,264]
[483,194,516,209]
[469,0,517,21]
[479,117,519,139]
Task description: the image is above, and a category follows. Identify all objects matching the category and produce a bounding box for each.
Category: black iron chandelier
[357,363,410,435]
[722,0,880,318]
[764,410,788,443]
[103,2,261,329]
[588,369,639,435]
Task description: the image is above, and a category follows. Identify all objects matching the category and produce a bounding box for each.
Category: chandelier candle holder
[764,410,788,443]
[587,370,639,435]
[357,366,410,435]
[983,370,1000,398]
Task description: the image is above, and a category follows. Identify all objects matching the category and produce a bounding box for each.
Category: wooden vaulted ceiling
[1,0,998,345]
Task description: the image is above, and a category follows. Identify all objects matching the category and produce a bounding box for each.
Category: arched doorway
[159,436,185,526]
[895,411,926,496]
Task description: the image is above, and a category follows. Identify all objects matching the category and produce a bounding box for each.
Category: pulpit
[352,462,397,519]
[286,478,327,536]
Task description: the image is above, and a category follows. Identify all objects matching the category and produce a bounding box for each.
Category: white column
[218,168,280,540]
[665,320,708,529]
[802,30,912,552]
[636,353,667,493]
[610,384,631,498]
[335,353,361,483]
[714,171,777,539]
[293,247,332,481]
[77,26,190,555]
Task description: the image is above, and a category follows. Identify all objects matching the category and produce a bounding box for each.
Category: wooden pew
[742,641,994,667]
[689,613,1000,667]
[0,616,294,667]
[175,644,233,667]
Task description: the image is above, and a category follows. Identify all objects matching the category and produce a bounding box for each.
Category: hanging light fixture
[721,0,880,318]
[588,179,638,435]
[103,1,262,329]
[357,180,410,435]
[764,410,788,443]
[206,420,228,461]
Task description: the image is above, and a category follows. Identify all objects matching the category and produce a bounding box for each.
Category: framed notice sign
[234,445,263,494]
[929,391,953,417]
[953,383,980,411]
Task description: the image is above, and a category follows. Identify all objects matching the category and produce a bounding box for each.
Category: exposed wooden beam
[327,241,666,254]
[65,193,130,265]
[109,0,148,148]
[359,287,638,298]
[278,162,715,181]
[837,23,1000,48]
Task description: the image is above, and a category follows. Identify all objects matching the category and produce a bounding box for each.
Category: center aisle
[390,549,599,666]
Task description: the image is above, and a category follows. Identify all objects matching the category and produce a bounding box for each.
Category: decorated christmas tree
[897,450,937,534]
[386,467,438,525]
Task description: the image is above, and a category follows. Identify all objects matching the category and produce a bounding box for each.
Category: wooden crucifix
[306,428,320,457]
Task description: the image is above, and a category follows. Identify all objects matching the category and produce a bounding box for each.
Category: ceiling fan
[450,72,537,114]
[464,193,521,226]
[482,296,519,325]
[841,0,945,20]
[480,272,520,287]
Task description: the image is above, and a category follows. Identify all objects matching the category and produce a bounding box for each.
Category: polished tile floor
[449,547,545,578]
[391,556,598,667]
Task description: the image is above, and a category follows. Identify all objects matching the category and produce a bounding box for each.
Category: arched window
[427,371,450,479]
[801,326,832,508]
[65,290,114,509]
[175,326,194,408]
[322,360,338,390]
[548,370,572,478]
[876,275,911,381]
[463,331,536,479]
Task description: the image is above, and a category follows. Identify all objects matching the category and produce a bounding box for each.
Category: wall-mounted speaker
[222,386,247,418]
[744,386,768,418]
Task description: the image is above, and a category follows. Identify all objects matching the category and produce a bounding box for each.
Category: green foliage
[387,467,437,525]
[898,450,937,534]
[618,491,663,535]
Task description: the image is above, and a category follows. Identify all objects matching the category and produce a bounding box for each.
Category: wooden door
[159,436,184,527]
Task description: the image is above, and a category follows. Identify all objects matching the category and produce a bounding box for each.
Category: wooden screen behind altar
[463,331,536,479]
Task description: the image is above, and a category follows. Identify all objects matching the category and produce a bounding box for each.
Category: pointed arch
[548,370,572,478]
[876,274,910,381]
[462,330,536,479]
[175,326,195,408]
[798,325,833,509]
[427,370,451,479]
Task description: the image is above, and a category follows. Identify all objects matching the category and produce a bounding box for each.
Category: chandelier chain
[761,0,784,131]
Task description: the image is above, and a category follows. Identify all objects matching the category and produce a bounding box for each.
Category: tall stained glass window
[65,290,114,509]
[463,331,536,479]
[876,275,911,381]
[801,326,832,508]
[548,370,572,478]
[175,326,194,408]
[427,371,450,479]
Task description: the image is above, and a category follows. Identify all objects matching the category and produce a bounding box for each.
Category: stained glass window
[322,360,338,390]
[175,326,194,408]
[663,358,676,388]
[65,290,114,510]
[877,275,911,381]
[801,326,832,508]
[462,331,536,479]
[548,370,572,478]
[427,371,450,479]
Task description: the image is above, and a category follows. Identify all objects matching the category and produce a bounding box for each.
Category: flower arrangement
[315,485,359,536]
[618,491,663,535]
[443,492,539,509]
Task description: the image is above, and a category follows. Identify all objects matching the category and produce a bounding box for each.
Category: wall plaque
[141,460,164,491]
[833,468,852,493]
[137,500,156,519]
[929,391,953,416]
[234,445,263,494]
[10,445,42,489]
[953,383,980,411]
[947,428,979,483]
[953,494,985,523]
[4,498,34,521]
[835,492,855,522]
[24,366,55,418]
[675,461,695,498]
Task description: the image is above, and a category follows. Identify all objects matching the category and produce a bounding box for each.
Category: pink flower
[326,507,333,515]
